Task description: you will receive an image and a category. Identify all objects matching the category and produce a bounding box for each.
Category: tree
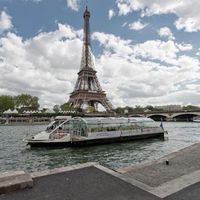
[0,95,15,113]
[41,108,48,113]
[115,107,124,115]
[144,105,154,111]
[14,94,39,112]
[60,103,72,111]
[87,106,95,113]
[183,105,200,111]
[53,105,60,113]
[133,105,144,113]
[125,106,134,113]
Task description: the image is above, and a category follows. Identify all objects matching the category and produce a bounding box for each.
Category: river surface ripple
[0,122,200,172]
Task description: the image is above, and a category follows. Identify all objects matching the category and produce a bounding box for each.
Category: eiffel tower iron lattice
[68,7,113,112]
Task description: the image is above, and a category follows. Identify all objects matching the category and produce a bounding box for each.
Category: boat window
[87,121,141,133]
[75,120,81,136]
[70,119,87,137]
[61,120,73,133]
[49,120,72,139]
[137,122,159,128]
[46,121,59,132]
[79,120,87,136]
[88,122,121,132]
[102,123,121,132]
[83,117,159,133]
[87,123,100,132]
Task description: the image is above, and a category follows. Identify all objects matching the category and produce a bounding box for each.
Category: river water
[0,122,200,172]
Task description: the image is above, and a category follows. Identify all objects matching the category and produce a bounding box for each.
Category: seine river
[0,122,200,172]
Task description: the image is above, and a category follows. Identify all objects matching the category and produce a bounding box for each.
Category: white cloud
[0,23,83,108]
[196,48,200,56]
[116,0,200,32]
[92,32,200,106]
[0,11,13,33]
[122,22,127,27]
[176,43,193,51]
[158,27,175,40]
[92,32,133,56]
[128,20,148,31]
[66,0,80,11]
[175,17,199,32]
[108,9,115,20]
[133,40,179,63]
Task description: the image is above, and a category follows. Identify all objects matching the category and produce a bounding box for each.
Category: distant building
[155,105,182,112]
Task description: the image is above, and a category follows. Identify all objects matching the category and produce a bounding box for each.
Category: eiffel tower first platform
[68,7,113,113]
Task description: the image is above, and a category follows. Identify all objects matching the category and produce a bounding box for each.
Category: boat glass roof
[74,117,154,125]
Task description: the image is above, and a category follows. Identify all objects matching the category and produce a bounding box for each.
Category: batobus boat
[24,116,166,147]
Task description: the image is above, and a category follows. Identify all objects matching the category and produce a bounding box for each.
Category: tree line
[114,105,200,115]
[0,94,80,114]
[1,94,199,115]
[0,94,39,113]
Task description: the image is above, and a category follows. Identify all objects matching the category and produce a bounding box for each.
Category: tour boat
[193,117,200,122]
[24,117,166,147]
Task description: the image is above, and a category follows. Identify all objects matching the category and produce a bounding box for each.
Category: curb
[0,171,33,194]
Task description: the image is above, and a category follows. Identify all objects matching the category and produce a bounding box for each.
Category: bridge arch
[147,114,169,121]
[171,112,200,122]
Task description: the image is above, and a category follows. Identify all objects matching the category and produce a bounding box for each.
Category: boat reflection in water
[24,116,166,147]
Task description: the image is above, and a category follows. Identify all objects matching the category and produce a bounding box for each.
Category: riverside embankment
[1,143,200,199]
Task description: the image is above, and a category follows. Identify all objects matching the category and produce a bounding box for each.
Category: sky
[0,0,200,109]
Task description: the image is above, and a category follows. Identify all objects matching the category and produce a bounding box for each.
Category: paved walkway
[118,143,200,198]
[0,166,160,200]
[164,182,200,200]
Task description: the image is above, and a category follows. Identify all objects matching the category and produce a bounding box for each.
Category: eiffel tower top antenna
[83,3,91,68]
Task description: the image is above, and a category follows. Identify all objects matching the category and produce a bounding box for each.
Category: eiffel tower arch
[68,7,113,112]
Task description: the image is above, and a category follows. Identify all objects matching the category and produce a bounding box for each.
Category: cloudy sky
[0,0,200,109]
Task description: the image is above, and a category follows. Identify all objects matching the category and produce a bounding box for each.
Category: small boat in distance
[193,116,200,122]
[24,117,166,147]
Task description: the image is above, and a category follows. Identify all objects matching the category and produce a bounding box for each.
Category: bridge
[129,111,200,121]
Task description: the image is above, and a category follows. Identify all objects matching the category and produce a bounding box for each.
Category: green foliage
[53,105,60,113]
[133,105,144,112]
[87,106,95,113]
[14,94,39,112]
[60,103,72,111]
[144,105,154,111]
[115,107,124,115]
[59,103,82,114]
[41,108,48,113]
[115,105,165,114]
[183,105,200,111]
[0,95,15,113]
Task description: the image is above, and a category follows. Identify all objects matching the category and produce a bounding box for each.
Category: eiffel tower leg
[94,102,98,111]
[100,98,113,112]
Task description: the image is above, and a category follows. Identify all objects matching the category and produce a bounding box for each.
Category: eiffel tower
[68,7,113,112]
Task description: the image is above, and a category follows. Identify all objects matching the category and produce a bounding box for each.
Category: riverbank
[117,142,200,198]
[1,142,200,199]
